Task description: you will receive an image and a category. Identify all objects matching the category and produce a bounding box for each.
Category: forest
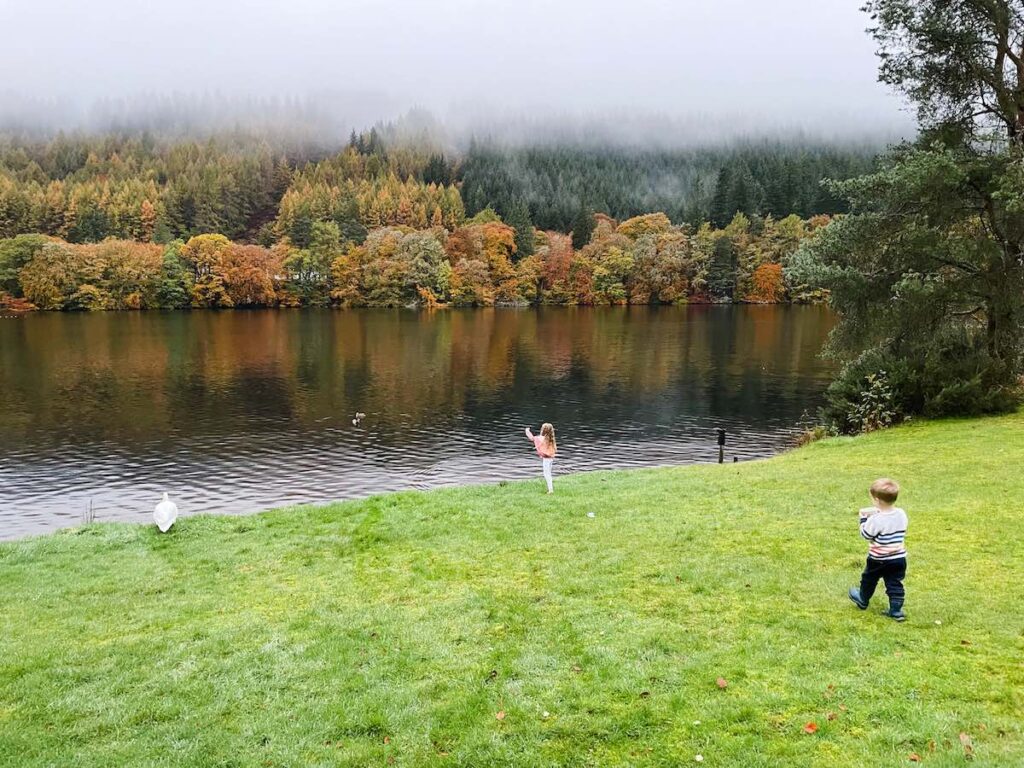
[0,129,873,310]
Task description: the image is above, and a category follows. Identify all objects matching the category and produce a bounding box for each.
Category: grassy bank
[1,412,1022,767]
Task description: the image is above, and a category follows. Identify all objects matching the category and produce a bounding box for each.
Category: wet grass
[1,410,1022,766]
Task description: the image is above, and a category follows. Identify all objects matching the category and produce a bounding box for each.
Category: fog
[0,0,913,144]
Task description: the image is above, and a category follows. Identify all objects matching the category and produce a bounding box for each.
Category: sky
[0,0,913,140]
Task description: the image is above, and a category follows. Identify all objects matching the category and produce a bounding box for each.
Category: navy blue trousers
[859,556,906,605]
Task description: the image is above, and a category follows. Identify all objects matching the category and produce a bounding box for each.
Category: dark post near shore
[716,428,726,464]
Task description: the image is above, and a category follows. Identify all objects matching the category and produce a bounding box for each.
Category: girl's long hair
[540,423,556,455]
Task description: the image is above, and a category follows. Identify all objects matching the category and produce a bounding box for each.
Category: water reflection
[0,306,834,538]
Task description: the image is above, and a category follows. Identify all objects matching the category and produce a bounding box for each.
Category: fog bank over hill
[0,93,912,151]
[1,0,912,147]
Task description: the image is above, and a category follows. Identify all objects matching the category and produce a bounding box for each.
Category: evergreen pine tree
[708,237,737,301]
[506,199,535,260]
[710,166,734,227]
[423,154,452,186]
[155,242,192,309]
[571,205,596,250]
[727,167,756,220]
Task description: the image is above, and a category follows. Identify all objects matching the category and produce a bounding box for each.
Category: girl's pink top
[532,435,556,459]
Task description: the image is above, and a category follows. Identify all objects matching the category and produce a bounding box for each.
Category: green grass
[2,413,1023,767]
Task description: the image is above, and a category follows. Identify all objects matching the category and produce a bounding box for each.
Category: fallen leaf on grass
[383,736,391,745]
[960,639,972,646]
[908,753,921,762]
[839,704,848,712]
[803,722,818,734]
[716,677,728,689]
[826,712,837,721]
[495,711,506,721]
[959,732,974,759]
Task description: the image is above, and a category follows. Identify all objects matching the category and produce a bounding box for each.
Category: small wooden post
[716,428,726,464]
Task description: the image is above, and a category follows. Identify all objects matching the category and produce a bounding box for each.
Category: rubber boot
[885,599,906,622]
[848,587,868,610]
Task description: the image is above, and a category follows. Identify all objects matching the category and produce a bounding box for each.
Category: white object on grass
[586,511,595,518]
[154,492,178,532]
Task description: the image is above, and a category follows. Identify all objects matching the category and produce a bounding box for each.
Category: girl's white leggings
[542,458,554,493]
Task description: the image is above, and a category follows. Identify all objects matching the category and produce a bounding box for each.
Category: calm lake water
[0,306,834,539]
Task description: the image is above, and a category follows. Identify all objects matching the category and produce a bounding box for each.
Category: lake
[0,306,834,539]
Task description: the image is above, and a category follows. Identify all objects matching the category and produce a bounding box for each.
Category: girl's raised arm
[525,426,534,440]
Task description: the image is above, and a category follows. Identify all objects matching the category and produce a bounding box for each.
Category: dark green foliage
[288,210,315,249]
[793,146,1024,427]
[153,220,174,245]
[822,340,1019,434]
[570,206,595,250]
[506,199,535,259]
[793,0,1024,429]
[334,195,366,246]
[422,154,454,186]
[155,242,192,309]
[707,237,737,300]
[66,204,109,244]
[460,142,875,231]
[0,233,48,296]
[709,166,734,227]
[286,221,340,305]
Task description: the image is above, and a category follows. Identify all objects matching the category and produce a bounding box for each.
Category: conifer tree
[570,206,595,250]
[709,166,734,227]
[506,199,535,260]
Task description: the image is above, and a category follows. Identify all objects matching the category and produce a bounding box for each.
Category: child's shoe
[884,600,906,622]
[848,587,868,609]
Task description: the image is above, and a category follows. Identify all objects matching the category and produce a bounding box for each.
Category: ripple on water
[0,306,834,539]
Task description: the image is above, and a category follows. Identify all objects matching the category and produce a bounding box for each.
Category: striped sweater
[859,507,908,561]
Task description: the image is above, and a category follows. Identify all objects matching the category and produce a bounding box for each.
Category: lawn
[1,411,1022,767]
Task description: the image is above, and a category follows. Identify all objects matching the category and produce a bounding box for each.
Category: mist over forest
[0,89,911,148]
[0,88,906,240]
[0,0,918,314]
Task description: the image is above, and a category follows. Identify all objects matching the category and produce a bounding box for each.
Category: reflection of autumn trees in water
[0,307,834,444]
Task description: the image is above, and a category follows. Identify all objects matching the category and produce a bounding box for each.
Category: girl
[524,423,557,493]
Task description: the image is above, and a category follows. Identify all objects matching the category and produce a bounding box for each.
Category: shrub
[823,335,1021,434]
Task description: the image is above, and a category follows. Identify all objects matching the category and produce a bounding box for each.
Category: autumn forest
[0,128,876,311]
